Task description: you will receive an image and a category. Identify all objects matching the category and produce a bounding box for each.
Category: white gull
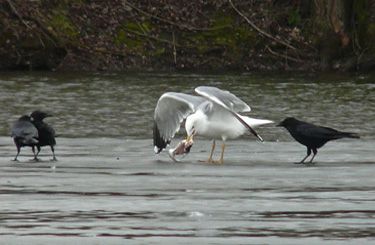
[153,86,273,163]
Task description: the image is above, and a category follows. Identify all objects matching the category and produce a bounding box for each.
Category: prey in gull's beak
[168,137,194,162]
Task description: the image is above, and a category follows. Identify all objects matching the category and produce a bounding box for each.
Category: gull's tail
[240,116,274,128]
[232,113,273,142]
[239,116,273,142]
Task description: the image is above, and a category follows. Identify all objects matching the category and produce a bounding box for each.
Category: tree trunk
[313,0,375,71]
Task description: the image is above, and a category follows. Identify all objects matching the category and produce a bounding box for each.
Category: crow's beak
[45,114,53,118]
[276,122,282,127]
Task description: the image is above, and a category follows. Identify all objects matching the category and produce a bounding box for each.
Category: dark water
[0,72,374,244]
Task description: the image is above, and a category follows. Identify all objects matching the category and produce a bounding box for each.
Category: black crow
[277,117,360,163]
[30,110,57,161]
[11,115,39,161]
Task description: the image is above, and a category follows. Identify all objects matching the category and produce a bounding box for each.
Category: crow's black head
[277,117,299,128]
[30,110,52,121]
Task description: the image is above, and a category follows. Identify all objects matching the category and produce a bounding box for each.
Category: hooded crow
[11,115,38,161]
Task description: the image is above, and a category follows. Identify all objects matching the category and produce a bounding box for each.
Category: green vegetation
[1,0,374,71]
[50,13,79,45]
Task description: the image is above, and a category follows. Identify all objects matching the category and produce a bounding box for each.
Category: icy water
[0,72,374,244]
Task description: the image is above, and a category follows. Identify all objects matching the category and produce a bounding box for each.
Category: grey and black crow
[30,110,57,161]
[277,117,359,163]
[11,115,39,161]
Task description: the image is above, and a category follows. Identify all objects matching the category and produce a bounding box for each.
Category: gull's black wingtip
[231,111,264,142]
[153,121,169,154]
[257,134,264,142]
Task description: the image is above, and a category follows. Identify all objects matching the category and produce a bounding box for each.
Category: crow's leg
[50,145,57,161]
[32,146,41,161]
[12,146,20,162]
[297,148,311,164]
[31,146,39,161]
[309,148,318,163]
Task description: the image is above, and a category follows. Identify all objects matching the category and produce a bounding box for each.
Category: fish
[168,139,194,162]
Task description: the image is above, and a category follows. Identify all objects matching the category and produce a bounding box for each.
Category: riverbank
[1,1,375,72]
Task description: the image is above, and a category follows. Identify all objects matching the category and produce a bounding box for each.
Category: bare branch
[172,31,177,64]
[5,0,31,29]
[122,1,233,32]
[265,45,304,63]
[228,0,297,51]
[125,29,182,48]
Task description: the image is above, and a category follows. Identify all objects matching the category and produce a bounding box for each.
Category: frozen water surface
[0,72,374,244]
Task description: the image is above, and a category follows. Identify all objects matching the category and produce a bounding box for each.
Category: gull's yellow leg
[199,139,215,163]
[208,140,216,162]
[214,141,226,163]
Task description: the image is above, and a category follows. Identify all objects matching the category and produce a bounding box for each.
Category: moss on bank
[1,0,375,71]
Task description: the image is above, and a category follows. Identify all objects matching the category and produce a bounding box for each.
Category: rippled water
[0,72,374,244]
[1,72,374,139]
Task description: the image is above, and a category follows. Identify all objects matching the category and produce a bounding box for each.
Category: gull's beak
[186,135,191,144]
[186,134,193,143]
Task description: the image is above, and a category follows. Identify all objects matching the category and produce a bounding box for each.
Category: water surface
[0,72,374,244]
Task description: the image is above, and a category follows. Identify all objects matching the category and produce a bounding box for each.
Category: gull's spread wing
[153,92,205,153]
[195,86,250,113]
[195,86,263,142]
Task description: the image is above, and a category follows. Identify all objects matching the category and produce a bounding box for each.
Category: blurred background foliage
[1,0,374,72]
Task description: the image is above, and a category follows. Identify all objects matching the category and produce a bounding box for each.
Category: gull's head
[185,113,200,143]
